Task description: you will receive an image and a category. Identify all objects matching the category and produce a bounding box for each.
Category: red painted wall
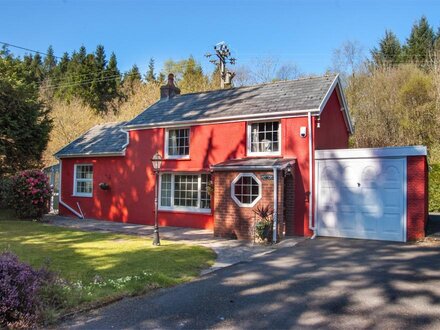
[59,88,350,235]
[60,122,248,229]
[314,90,350,150]
[407,156,428,241]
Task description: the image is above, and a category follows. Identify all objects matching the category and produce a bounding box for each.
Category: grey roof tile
[55,122,127,158]
[127,75,337,127]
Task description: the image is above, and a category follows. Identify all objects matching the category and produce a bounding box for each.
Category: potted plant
[252,204,274,243]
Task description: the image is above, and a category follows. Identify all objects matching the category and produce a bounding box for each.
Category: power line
[0,41,63,59]
[41,74,122,90]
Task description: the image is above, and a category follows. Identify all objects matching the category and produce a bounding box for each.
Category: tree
[43,45,57,78]
[145,58,156,83]
[403,16,435,65]
[275,63,302,81]
[371,30,402,66]
[331,40,365,81]
[162,57,209,93]
[180,56,209,92]
[345,64,438,150]
[0,50,52,176]
[124,64,142,87]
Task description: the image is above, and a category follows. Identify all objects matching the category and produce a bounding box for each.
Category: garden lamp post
[151,152,163,246]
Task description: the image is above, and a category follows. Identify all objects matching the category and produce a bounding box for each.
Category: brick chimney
[160,73,181,99]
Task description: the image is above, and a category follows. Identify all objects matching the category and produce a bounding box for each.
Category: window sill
[72,194,93,198]
[246,153,282,158]
[158,207,212,215]
[164,157,191,161]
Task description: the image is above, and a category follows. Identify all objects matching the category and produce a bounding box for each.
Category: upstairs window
[74,164,93,197]
[247,121,281,156]
[166,128,190,159]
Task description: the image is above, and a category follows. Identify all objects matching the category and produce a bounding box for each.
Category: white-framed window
[159,173,211,212]
[165,128,190,159]
[231,173,262,207]
[247,121,281,156]
[73,164,93,197]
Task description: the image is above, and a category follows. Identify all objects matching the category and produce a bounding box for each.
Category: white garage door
[316,158,406,242]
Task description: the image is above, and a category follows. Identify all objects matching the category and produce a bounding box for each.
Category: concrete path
[44,215,304,274]
[62,238,440,329]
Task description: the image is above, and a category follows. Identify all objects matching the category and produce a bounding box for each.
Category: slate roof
[126,74,338,128]
[54,122,128,158]
[212,158,296,170]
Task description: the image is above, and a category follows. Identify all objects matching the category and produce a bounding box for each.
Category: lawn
[430,163,440,212]
[0,220,215,320]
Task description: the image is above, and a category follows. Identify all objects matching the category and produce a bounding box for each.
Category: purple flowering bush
[11,170,52,219]
[0,252,47,328]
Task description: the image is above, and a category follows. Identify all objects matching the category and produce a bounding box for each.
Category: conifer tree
[124,64,142,83]
[0,50,52,176]
[403,16,435,64]
[43,45,57,78]
[145,58,156,83]
[371,30,402,66]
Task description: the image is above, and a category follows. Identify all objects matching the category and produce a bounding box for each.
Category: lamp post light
[151,152,163,246]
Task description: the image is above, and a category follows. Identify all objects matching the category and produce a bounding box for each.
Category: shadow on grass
[0,220,215,284]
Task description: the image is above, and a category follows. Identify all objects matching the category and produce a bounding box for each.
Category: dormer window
[247,121,281,156]
[165,128,190,159]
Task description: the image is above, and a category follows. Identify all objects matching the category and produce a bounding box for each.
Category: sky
[1,0,440,76]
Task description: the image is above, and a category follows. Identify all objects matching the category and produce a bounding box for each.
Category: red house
[55,74,428,242]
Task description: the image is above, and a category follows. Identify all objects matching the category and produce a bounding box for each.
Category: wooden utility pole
[205,42,236,88]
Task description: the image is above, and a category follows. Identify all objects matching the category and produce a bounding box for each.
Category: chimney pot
[160,73,180,100]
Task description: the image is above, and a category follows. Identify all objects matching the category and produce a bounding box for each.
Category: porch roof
[211,158,296,171]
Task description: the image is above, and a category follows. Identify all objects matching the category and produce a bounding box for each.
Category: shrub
[11,170,52,219]
[430,163,440,212]
[253,204,274,243]
[0,177,13,209]
[0,252,43,328]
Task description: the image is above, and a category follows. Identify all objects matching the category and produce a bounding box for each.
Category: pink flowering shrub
[11,170,52,219]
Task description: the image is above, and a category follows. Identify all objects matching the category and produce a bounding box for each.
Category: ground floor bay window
[159,173,211,212]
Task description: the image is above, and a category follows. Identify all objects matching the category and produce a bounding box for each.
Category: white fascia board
[317,74,354,134]
[124,109,319,131]
[315,146,427,160]
[58,151,126,159]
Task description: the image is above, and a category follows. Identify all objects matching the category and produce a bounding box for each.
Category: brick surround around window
[213,169,295,240]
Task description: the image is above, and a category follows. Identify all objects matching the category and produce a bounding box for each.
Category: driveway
[62,238,440,329]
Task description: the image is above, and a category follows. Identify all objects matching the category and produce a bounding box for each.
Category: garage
[315,146,428,242]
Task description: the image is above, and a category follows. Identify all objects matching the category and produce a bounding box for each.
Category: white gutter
[58,159,83,219]
[272,166,278,243]
[308,112,316,238]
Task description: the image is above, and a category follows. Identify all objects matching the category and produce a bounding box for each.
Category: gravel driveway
[62,237,440,329]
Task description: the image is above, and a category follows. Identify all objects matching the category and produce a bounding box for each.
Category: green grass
[0,220,215,318]
[430,163,440,212]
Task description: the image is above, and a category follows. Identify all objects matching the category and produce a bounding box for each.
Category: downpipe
[272,166,278,243]
[308,112,316,239]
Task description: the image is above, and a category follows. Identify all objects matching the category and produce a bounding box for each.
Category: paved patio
[44,215,305,274]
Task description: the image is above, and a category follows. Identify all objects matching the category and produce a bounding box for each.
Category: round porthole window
[231,173,262,207]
